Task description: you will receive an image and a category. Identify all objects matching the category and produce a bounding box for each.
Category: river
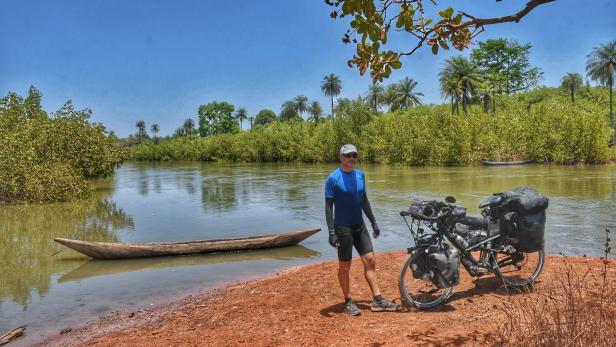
[1,162,615,345]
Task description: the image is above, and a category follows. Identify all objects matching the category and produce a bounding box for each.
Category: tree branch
[458,0,555,28]
[400,0,555,56]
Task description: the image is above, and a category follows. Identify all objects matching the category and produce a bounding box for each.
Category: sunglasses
[343,153,358,158]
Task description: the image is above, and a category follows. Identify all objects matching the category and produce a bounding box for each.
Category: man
[325,144,400,316]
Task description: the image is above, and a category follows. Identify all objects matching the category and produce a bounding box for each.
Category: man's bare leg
[360,252,381,297]
[338,260,352,299]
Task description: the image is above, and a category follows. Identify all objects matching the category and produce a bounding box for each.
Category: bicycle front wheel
[398,251,452,309]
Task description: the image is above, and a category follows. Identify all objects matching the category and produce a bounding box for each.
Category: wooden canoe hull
[54,228,320,260]
[482,160,531,166]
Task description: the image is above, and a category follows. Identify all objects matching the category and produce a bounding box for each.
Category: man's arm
[363,194,380,238]
[325,198,338,247]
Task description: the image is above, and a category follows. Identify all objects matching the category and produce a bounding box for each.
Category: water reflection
[58,245,319,283]
[201,177,237,213]
[0,191,134,308]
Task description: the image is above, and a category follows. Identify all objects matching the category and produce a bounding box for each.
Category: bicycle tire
[398,251,453,309]
[492,249,545,288]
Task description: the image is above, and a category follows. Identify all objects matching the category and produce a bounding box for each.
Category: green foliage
[135,120,147,140]
[132,88,614,166]
[586,39,616,132]
[0,88,128,204]
[280,100,302,122]
[471,39,543,94]
[439,56,484,114]
[235,107,248,130]
[198,101,238,137]
[254,109,277,126]
[384,77,424,111]
[307,101,323,123]
[321,74,342,117]
[561,73,584,104]
[325,0,554,80]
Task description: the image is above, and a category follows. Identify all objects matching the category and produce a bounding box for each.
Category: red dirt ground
[38,252,614,347]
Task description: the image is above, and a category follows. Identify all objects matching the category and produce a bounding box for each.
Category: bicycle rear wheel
[492,249,545,288]
[398,251,452,309]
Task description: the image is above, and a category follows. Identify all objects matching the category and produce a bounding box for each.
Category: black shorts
[335,223,374,262]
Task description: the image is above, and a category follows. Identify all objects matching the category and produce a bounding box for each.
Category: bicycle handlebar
[400,207,451,221]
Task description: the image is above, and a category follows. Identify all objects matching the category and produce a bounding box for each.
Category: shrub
[0,87,127,204]
[131,88,615,165]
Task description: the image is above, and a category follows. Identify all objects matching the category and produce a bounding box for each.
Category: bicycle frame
[401,214,507,275]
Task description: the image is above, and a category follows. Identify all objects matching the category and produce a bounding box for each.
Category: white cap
[340,144,358,155]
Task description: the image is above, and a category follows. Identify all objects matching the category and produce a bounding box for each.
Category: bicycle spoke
[494,250,544,287]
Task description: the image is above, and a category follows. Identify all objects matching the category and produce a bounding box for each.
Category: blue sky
[1,0,615,136]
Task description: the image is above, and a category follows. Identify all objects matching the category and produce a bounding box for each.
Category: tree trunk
[610,81,614,129]
[331,96,335,119]
[450,97,454,115]
[570,87,575,105]
[610,81,614,143]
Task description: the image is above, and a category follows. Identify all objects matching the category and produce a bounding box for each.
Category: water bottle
[450,233,468,249]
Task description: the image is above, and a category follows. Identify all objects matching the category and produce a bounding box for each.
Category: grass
[495,229,615,346]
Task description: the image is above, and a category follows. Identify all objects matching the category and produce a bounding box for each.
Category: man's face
[340,152,357,168]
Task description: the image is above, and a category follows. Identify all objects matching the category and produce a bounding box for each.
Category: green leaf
[432,44,439,55]
[439,7,454,19]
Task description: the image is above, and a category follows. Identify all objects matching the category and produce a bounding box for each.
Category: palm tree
[393,77,424,110]
[439,56,483,114]
[307,101,323,123]
[439,76,462,115]
[335,98,352,113]
[151,123,159,139]
[183,118,195,139]
[477,80,497,113]
[293,95,309,120]
[560,73,584,105]
[586,40,616,135]
[321,74,342,118]
[383,84,400,112]
[248,116,254,131]
[235,107,248,130]
[135,120,146,142]
[280,100,300,121]
[366,81,385,112]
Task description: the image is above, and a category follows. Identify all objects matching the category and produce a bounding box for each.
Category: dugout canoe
[481,160,531,166]
[54,228,320,260]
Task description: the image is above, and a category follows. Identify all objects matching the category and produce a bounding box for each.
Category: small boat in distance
[482,160,531,166]
[54,228,320,260]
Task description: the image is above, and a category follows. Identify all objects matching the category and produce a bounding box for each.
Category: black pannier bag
[427,243,460,288]
[411,251,429,279]
[497,187,548,252]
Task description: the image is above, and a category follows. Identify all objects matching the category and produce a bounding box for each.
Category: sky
[1,0,615,137]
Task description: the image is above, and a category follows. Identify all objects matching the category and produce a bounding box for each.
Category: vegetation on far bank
[130,38,615,165]
[0,87,127,204]
[131,87,615,165]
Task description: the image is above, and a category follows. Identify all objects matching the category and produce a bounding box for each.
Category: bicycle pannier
[497,187,548,252]
[411,251,429,279]
[428,243,460,289]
